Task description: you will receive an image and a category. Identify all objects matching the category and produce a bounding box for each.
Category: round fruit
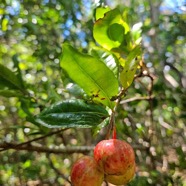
[70,156,104,186]
[105,163,135,185]
[94,139,135,185]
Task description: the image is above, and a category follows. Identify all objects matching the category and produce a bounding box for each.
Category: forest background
[0,0,186,185]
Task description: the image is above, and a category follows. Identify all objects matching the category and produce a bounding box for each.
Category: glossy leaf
[60,44,119,108]
[35,99,109,128]
[120,46,141,89]
[93,8,130,51]
[0,64,24,90]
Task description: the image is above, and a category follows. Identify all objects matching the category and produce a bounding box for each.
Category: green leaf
[120,45,141,89]
[0,64,24,90]
[90,47,119,78]
[95,6,111,20]
[12,54,25,89]
[93,8,130,51]
[2,18,8,31]
[107,23,124,42]
[60,44,119,108]
[92,117,109,136]
[20,99,34,117]
[35,99,109,128]
[131,22,142,44]
[66,83,85,97]
[0,89,23,97]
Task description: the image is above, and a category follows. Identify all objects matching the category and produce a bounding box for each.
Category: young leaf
[93,8,130,51]
[95,6,111,20]
[35,99,109,128]
[120,45,141,89]
[60,44,119,109]
[107,23,124,42]
[0,64,24,90]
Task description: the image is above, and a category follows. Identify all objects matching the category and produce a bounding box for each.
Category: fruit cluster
[71,139,135,186]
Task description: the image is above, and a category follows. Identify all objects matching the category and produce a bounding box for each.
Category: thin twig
[106,88,125,139]
[0,142,95,154]
[46,153,71,184]
[0,128,68,152]
[120,95,154,104]
[0,142,147,154]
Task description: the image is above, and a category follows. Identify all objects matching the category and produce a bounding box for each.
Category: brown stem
[120,95,154,104]
[0,128,67,152]
[0,142,147,154]
[0,142,95,154]
[106,88,128,139]
[105,110,115,139]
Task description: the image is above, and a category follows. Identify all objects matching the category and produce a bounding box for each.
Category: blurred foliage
[0,0,186,185]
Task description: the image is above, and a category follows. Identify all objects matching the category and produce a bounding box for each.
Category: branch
[46,153,71,184]
[164,62,184,88]
[0,128,68,152]
[120,95,154,104]
[0,142,94,154]
[0,142,147,154]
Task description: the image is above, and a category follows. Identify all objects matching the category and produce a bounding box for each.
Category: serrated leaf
[120,46,141,89]
[60,44,119,109]
[0,64,24,90]
[93,8,130,51]
[35,99,109,128]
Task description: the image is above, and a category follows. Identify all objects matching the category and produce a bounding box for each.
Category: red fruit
[105,163,135,185]
[94,139,135,185]
[70,156,104,186]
